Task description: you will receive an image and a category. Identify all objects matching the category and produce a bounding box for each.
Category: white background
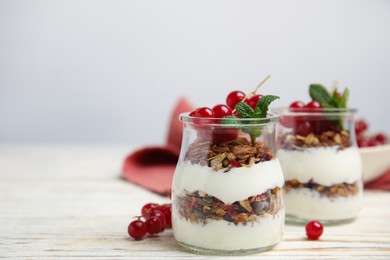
[1,0,389,146]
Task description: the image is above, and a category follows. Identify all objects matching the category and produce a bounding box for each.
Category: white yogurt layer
[285,188,363,220]
[172,159,284,204]
[278,147,362,186]
[173,209,284,251]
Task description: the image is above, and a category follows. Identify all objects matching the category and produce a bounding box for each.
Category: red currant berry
[306,220,323,240]
[231,159,240,167]
[212,104,232,118]
[195,107,215,118]
[295,121,313,136]
[374,133,387,144]
[145,216,162,235]
[311,120,332,135]
[158,204,172,229]
[246,94,263,109]
[226,90,245,109]
[280,116,294,128]
[368,139,382,147]
[141,203,159,216]
[305,101,322,110]
[145,209,166,231]
[357,137,370,148]
[189,110,196,116]
[128,219,147,240]
[211,128,239,144]
[289,101,305,110]
[355,119,368,135]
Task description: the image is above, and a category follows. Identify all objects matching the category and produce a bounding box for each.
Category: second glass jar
[275,108,363,224]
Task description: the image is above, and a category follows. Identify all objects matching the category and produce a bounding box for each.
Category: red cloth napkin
[365,169,390,190]
[121,97,194,195]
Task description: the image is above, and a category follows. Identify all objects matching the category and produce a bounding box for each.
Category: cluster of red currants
[189,90,263,118]
[127,203,172,240]
[187,90,263,144]
[280,100,329,136]
[355,119,388,148]
[289,100,323,111]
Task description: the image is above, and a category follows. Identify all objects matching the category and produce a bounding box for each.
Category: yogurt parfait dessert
[276,84,363,224]
[172,84,285,254]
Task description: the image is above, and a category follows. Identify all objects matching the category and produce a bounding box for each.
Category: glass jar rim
[179,112,280,126]
[272,107,357,116]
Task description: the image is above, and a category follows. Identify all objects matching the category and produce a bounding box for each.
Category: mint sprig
[339,88,349,108]
[256,95,280,117]
[309,84,350,131]
[309,84,333,106]
[309,84,349,108]
[234,102,256,118]
[221,95,280,143]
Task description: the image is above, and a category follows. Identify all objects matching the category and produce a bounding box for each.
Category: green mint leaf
[340,87,349,108]
[235,102,255,118]
[221,115,239,125]
[254,107,262,117]
[331,89,341,108]
[256,95,280,118]
[222,95,280,144]
[309,84,332,106]
[321,103,334,108]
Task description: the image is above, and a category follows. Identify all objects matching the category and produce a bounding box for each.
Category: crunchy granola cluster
[281,130,352,150]
[185,137,274,172]
[285,179,360,198]
[175,187,283,225]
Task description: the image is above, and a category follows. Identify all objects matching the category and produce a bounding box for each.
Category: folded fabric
[121,97,194,195]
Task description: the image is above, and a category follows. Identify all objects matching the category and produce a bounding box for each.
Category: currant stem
[232,75,271,114]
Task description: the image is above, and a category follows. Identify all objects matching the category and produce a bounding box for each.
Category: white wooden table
[1,145,389,259]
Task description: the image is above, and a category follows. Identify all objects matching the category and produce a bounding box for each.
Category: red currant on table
[128,202,172,241]
[158,204,172,229]
[212,104,232,118]
[144,209,166,232]
[128,219,147,240]
[226,90,245,109]
[246,94,263,109]
[305,100,322,110]
[141,203,159,216]
[368,139,382,147]
[355,119,368,135]
[145,216,162,235]
[357,137,370,148]
[306,220,323,240]
[374,133,387,144]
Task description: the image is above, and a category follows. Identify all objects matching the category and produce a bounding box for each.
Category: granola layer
[285,179,360,198]
[281,130,352,150]
[185,137,274,172]
[175,187,283,226]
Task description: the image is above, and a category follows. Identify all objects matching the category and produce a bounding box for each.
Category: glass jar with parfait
[274,84,363,224]
[171,76,285,254]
